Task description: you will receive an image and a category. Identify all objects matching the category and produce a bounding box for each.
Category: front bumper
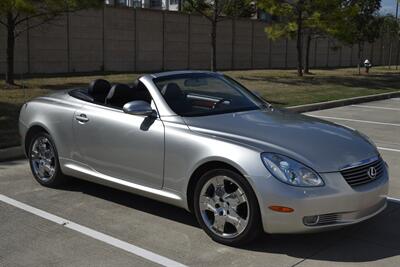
[254,168,389,234]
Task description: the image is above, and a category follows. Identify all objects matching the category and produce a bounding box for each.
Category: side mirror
[123,101,156,116]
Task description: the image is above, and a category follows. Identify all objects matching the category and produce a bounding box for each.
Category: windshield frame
[152,72,267,117]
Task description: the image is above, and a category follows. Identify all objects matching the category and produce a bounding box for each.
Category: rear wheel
[28,132,68,187]
[193,169,262,246]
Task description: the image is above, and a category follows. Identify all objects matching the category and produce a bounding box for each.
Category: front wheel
[28,132,68,187]
[193,169,262,246]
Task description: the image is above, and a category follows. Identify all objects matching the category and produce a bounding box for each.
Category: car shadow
[60,177,400,263]
[61,177,199,228]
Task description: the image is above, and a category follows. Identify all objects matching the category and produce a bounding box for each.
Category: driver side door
[73,102,165,188]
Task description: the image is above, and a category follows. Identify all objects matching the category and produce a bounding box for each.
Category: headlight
[261,153,324,187]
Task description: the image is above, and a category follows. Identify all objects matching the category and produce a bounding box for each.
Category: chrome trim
[340,155,380,171]
[64,163,182,200]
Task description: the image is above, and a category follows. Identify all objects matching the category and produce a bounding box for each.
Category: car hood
[183,108,378,172]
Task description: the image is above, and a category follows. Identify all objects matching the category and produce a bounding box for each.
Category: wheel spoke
[224,188,247,209]
[199,195,217,213]
[226,208,247,233]
[31,150,41,160]
[37,164,46,177]
[213,214,226,233]
[211,176,224,188]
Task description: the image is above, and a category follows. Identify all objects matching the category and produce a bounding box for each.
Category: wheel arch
[24,124,50,156]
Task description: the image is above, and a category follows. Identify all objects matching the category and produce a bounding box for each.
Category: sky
[381,0,398,15]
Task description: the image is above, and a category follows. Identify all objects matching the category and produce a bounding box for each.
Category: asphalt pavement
[0,98,399,267]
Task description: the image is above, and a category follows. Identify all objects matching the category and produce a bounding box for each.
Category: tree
[332,0,382,75]
[380,14,400,68]
[258,0,306,76]
[223,0,255,18]
[0,0,103,86]
[258,0,355,76]
[183,0,254,71]
[302,0,355,74]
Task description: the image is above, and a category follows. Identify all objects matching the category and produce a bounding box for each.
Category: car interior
[69,76,255,116]
[69,79,152,109]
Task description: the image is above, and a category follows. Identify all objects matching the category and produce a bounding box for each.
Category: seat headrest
[106,83,135,107]
[89,79,111,97]
[161,83,185,101]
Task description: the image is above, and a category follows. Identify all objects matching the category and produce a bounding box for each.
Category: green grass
[1,67,399,149]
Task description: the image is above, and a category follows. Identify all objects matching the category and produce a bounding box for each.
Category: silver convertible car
[19,71,389,245]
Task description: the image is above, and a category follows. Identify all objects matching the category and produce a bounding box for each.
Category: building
[105,0,180,11]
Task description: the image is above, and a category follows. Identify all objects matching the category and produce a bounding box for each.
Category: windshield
[153,73,264,117]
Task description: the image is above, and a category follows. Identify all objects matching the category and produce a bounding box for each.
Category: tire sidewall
[193,168,261,246]
[28,132,63,186]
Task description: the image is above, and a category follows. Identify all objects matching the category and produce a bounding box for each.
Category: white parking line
[308,115,400,127]
[351,105,400,111]
[0,194,187,267]
[378,147,400,153]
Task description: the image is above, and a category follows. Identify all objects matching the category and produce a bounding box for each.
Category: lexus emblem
[367,167,377,179]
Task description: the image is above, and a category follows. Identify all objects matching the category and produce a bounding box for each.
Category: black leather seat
[106,83,136,108]
[161,83,191,114]
[88,79,111,103]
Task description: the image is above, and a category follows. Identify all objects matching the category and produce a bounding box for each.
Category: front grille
[341,157,385,187]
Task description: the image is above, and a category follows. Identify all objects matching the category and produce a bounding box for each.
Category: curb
[0,146,24,162]
[287,91,400,113]
[1,91,399,162]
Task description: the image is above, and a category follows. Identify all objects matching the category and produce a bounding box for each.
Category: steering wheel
[212,98,230,109]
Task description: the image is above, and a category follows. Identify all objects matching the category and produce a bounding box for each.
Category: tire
[193,168,262,246]
[28,132,68,187]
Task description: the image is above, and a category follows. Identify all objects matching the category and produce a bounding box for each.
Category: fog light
[303,215,320,226]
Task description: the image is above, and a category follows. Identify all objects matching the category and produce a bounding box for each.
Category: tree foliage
[331,0,382,74]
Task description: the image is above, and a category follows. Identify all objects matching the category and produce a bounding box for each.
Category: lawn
[1,67,399,149]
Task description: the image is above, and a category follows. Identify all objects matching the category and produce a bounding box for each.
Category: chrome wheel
[30,136,56,182]
[199,175,249,238]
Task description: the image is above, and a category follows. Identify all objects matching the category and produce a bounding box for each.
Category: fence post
[251,20,254,69]
[231,18,235,70]
[326,39,330,68]
[350,45,353,66]
[187,14,191,69]
[313,39,317,67]
[134,8,137,72]
[26,19,30,74]
[102,7,105,71]
[268,39,272,69]
[162,11,166,71]
[284,38,288,69]
[67,12,71,72]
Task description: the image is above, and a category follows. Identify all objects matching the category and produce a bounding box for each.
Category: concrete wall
[0,7,398,75]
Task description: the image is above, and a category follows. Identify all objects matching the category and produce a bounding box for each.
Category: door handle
[75,114,89,123]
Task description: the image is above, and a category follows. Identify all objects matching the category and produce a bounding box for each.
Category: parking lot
[0,98,399,267]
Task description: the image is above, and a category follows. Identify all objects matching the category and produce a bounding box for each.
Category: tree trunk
[210,0,218,72]
[6,12,15,85]
[211,20,217,72]
[296,5,303,77]
[304,34,312,74]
